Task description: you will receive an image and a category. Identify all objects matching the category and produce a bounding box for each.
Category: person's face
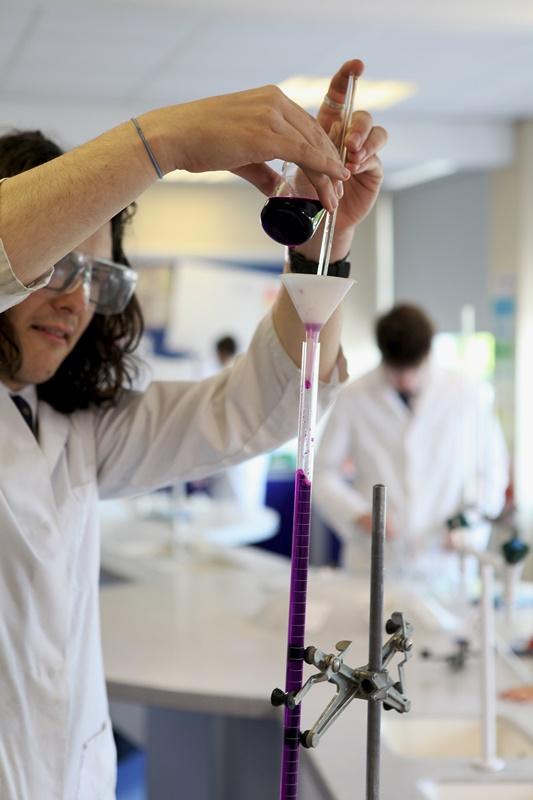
[217,350,234,368]
[383,360,427,395]
[2,223,112,391]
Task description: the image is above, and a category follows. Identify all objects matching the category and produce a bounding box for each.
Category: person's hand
[356,512,395,539]
[500,686,533,703]
[292,59,387,262]
[315,59,387,232]
[140,86,351,213]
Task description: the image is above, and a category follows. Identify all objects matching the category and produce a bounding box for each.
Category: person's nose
[50,277,91,315]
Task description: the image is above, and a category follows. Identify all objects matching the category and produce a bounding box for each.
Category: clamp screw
[385,618,401,634]
[271,688,288,707]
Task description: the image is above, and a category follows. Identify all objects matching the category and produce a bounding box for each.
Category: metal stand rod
[479,561,505,771]
[366,484,386,800]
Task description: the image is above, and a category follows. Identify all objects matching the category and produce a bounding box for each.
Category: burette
[317,72,357,277]
[276,73,357,800]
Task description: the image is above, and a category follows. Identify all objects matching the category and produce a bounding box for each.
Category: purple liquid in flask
[261,197,325,246]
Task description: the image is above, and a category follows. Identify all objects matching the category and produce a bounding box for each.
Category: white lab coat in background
[0,244,339,800]
[314,363,509,575]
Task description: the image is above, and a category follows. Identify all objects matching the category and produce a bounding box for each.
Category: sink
[420,781,533,800]
[382,716,533,759]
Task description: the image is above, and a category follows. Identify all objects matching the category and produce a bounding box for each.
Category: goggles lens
[49,252,138,314]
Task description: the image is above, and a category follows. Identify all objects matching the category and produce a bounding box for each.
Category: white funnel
[281,273,354,327]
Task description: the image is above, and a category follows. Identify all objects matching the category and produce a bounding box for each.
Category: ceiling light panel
[278,76,417,111]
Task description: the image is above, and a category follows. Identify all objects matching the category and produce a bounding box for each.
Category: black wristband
[288,249,351,278]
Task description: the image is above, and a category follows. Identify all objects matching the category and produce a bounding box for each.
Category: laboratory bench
[100,539,533,800]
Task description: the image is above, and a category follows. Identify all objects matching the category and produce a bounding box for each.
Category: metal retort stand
[271,484,414,799]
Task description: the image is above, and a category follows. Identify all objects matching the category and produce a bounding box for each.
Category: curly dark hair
[375,303,434,368]
[0,129,144,413]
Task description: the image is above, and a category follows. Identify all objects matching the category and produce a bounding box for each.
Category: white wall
[392,171,492,332]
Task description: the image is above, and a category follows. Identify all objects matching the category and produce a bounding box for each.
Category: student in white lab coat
[205,335,272,510]
[314,303,509,576]
[0,61,387,799]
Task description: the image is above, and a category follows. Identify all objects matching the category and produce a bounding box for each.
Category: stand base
[473,756,506,772]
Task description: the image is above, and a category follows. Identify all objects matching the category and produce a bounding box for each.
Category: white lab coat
[0,241,339,799]
[314,363,509,575]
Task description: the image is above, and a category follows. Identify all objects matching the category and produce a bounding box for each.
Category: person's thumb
[230,163,283,196]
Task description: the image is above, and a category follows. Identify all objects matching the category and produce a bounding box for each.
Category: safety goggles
[47,252,138,315]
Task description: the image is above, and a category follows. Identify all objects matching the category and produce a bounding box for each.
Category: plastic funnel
[281,273,354,327]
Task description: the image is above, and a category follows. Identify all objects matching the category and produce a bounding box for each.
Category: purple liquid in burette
[280,323,322,799]
[261,197,325,246]
[280,468,312,799]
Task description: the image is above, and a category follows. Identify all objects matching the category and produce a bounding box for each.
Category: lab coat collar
[376,359,435,419]
[0,380,70,474]
[0,386,65,552]
[9,383,38,421]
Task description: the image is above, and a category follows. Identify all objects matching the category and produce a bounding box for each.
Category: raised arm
[0,85,350,286]
[272,60,387,381]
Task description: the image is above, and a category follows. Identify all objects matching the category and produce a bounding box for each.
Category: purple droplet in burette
[261,196,325,246]
[303,324,321,393]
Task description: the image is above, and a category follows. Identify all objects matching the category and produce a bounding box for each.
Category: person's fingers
[328,120,343,152]
[277,88,343,151]
[268,122,347,211]
[318,59,365,126]
[344,110,375,153]
[345,154,384,183]
[177,85,349,186]
[327,59,365,101]
[235,154,341,212]
[230,163,283,196]
[278,92,346,165]
[288,161,340,212]
[356,513,373,534]
[501,686,533,702]
[258,85,358,207]
[345,119,388,166]
[229,85,356,210]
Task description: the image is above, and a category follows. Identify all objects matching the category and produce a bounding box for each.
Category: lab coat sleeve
[476,391,509,519]
[0,237,53,313]
[313,387,371,538]
[0,181,54,312]
[94,311,341,499]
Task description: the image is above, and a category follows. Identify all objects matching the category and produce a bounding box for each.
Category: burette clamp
[270,612,413,748]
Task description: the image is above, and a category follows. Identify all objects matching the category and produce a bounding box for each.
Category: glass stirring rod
[317,73,358,277]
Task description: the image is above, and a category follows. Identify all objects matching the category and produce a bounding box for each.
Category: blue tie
[11,394,37,437]
[397,391,412,410]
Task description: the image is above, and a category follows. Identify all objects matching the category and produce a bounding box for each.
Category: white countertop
[100,545,533,799]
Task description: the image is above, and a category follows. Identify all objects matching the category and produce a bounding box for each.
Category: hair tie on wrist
[288,248,351,278]
[131,117,164,179]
